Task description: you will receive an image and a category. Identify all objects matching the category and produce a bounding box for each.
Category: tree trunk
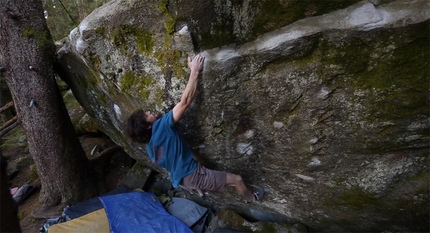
[0,0,98,206]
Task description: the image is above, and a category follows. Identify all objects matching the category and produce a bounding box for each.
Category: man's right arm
[172,55,205,123]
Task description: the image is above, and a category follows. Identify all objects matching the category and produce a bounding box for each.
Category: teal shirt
[146,111,197,187]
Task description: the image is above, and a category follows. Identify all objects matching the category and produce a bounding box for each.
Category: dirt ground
[4,132,129,233]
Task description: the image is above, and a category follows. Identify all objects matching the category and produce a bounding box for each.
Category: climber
[126,54,264,203]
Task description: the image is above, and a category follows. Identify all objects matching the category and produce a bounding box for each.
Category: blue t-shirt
[146,111,197,187]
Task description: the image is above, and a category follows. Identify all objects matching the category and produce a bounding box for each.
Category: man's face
[144,111,162,123]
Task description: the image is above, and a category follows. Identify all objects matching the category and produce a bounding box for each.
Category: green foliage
[43,1,76,40]
[42,0,109,41]
[42,0,108,40]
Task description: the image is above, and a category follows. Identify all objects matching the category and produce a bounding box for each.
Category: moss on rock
[159,0,176,34]
[97,93,107,105]
[252,0,361,37]
[155,35,186,78]
[200,17,235,49]
[384,168,429,215]
[120,71,155,99]
[95,26,106,36]
[337,186,379,210]
[75,114,99,135]
[88,53,102,71]
[110,25,154,55]
[216,209,253,232]
[155,87,164,106]
[200,0,361,49]
[260,222,278,233]
[285,21,429,154]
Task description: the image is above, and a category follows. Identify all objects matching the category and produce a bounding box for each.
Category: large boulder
[56,0,429,231]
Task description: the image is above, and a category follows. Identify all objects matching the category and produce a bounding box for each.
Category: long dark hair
[126,109,152,143]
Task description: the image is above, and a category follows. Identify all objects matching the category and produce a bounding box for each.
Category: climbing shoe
[245,187,265,203]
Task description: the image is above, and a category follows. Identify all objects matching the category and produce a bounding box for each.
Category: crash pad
[48,209,109,233]
[167,197,208,227]
[99,191,193,233]
[63,186,131,220]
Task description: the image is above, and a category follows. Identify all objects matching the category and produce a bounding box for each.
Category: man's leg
[226,173,254,202]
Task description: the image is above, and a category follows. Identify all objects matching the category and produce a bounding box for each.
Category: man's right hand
[188,55,205,75]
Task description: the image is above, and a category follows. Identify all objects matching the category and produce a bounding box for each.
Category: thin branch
[1,115,17,128]
[0,101,14,113]
[0,120,19,137]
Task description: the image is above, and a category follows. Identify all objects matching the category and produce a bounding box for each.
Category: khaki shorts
[182,163,227,191]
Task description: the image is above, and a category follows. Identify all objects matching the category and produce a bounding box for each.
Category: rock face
[56,0,429,232]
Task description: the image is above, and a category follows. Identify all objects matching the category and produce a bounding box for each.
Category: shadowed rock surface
[55,0,429,231]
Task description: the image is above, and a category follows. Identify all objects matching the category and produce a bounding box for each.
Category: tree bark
[0,0,98,206]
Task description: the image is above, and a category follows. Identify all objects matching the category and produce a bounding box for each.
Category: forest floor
[3,130,128,233]
[0,87,139,233]
[1,94,131,233]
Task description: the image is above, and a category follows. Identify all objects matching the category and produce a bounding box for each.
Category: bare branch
[0,101,14,113]
[0,120,19,137]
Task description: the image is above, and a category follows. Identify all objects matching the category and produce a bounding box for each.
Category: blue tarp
[99,191,193,233]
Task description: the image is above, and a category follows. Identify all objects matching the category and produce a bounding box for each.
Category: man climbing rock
[126,54,264,203]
